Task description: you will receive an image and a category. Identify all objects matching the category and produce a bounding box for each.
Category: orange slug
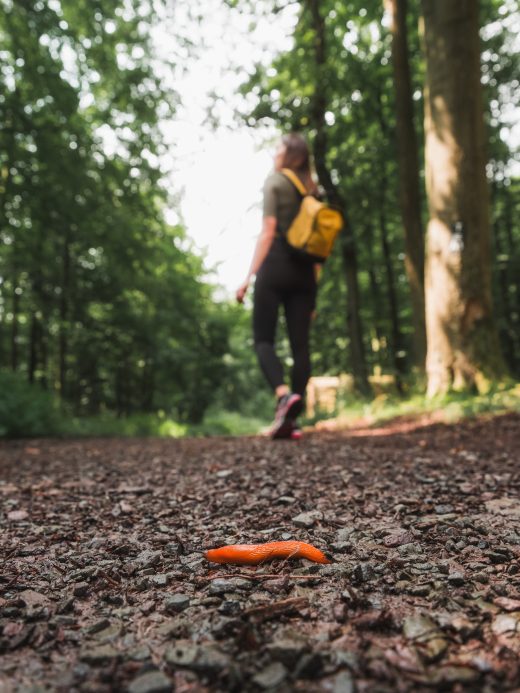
[204,541,331,565]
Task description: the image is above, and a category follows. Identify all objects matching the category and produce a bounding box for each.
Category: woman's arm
[236,216,276,303]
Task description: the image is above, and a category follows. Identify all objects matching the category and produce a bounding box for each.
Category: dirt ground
[1,412,520,692]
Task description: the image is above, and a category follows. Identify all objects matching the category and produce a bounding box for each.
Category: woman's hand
[236,279,250,304]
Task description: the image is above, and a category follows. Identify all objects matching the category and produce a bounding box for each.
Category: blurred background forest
[0,0,519,438]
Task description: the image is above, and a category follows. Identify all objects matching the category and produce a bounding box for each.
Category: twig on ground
[243,596,310,620]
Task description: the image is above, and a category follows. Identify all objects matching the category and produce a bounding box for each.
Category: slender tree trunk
[384,0,426,370]
[374,88,406,389]
[40,319,48,388]
[379,193,405,393]
[492,218,514,370]
[502,190,520,370]
[11,279,19,371]
[421,0,507,395]
[59,234,70,397]
[306,0,370,395]
[28,312,38,383]
[365,224,385,355]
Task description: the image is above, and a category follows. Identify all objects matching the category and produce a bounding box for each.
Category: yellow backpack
[281,168,343,263]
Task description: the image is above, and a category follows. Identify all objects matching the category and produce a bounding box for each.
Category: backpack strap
[281,168,308,197]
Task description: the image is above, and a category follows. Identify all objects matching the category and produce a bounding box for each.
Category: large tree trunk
[384,0,426,371]
[306,0,370,395]
[421,0,506,395]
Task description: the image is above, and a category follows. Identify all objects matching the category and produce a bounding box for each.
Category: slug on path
[204,541,331,565]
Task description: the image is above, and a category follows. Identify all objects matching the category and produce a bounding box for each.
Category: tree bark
[306,0,370,395]
[11,279,19,371]
[365,224,385,357]
[421,0,507,395]
[384,0,426,370]
[59,233,70,397]
[379,191,405,393]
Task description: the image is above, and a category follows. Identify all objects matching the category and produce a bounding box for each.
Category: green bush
[64,412,187,437]
[0,371,63,437]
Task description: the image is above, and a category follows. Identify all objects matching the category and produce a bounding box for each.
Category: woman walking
[236,133,320,439]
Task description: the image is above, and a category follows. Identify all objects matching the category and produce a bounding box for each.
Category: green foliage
[236,0,520,383]
[0,371,62,437]
[0,0,232,426]
[334,383,520,428]
[48,409,267,438]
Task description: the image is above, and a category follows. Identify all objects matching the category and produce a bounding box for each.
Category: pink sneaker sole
[270,393,302,440]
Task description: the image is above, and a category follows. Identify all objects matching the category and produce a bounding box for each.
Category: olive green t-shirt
[263,171,302,240]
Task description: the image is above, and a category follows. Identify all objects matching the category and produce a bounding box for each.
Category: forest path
[1,413,519,692]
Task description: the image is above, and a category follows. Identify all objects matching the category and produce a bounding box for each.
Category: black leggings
[253,249,316,397]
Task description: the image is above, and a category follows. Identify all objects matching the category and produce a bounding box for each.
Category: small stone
[435,505,454,515]
[267,638,307,667]
[331,542,351,553]
[125,647,151,662]
[91,623,122,643]
[403,614,438,641]
[408,585,431,597]
[127,670,172,693]
[136,550,162,570]
[73,582,89,598]
[492,613,520,635]
[56,596,75,615]
[292,511,323,528]
[263,579,290,595]
[86,619,111,635]
[80,644,119,665]
[211,615,240,639]
[136,577,149,591]
[335,527,355,542]
[218,600,242,616]
[294,652,323,679]
[324,670,355,693]
[164,594,190,613]
[403,614,448,662]
[7,509,29,521]
[194,644,230,673]
[448,571,465,586]
[352,563,375,584]
[150,574,169,588]
[209,578,252,595]
[164,641,228,674]
[486,551,509,564]
[253,662,287,689]
[164,641,198,667]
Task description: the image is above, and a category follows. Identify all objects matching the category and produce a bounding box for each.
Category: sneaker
[290,423,302,440]
[270,393,302,440]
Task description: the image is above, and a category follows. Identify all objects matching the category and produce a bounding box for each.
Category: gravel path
[1,413,519,692]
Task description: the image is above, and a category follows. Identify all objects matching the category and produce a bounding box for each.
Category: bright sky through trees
[153,1,519,296]
[155,1,298,296]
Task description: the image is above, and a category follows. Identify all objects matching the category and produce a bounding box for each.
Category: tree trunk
[59,234,70,397]
[365,224,385,358]
[306,0,370,395]
[28,312,38,383]
[384,0,426,370]
[421,0,507,395]
[493,220,515,370]
[379,194,405,393]
[11,280,19,371]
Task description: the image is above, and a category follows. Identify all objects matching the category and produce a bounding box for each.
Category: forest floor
[1,412,520,693]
